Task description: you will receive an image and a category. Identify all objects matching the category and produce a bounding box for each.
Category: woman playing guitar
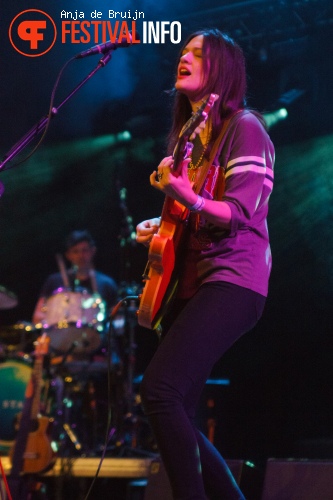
[136,28,275,499]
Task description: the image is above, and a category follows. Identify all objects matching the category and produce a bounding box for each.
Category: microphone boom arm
[0,51,115,173]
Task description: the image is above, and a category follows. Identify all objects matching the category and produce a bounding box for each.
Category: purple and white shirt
[178,110,275,298]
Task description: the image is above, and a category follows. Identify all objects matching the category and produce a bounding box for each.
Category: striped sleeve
[226,154,274,191]
[222,113,275,231]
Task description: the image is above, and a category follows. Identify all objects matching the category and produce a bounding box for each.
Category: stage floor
[0,456,155,478]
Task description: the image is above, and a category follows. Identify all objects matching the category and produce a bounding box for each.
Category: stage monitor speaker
[261,458,333,500]
[144,457,261,500]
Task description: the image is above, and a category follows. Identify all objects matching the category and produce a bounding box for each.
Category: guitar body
[9,415,55,474]
[138,198,189,330]
[138,93,218,330]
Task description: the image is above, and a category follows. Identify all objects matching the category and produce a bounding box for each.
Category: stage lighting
[263,108,288,129]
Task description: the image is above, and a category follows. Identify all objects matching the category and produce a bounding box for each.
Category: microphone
[75,31,140,59]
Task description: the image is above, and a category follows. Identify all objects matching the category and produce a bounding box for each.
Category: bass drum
[0,356,32,454]
[43,288,106,355]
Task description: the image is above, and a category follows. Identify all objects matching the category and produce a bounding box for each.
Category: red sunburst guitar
[138,93,218,330]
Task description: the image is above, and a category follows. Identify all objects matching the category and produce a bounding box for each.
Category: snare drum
[43,288,106,354]
[0,357,32,453]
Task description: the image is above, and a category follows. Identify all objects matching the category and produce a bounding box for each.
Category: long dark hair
[167,29,247,155]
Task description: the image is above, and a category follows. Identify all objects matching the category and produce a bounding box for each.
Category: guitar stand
[7,474,49,500]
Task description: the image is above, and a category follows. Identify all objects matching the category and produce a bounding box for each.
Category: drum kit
[0,284,153,459]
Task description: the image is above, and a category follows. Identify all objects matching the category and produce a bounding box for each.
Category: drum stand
[49,345,85,456]
[45,296,156,459]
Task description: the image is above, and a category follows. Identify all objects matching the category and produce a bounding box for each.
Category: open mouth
[178,67,191,76]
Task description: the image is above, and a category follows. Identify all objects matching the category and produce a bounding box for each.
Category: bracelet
[188,195,205,212]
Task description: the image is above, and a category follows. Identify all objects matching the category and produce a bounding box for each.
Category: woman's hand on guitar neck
[150,156,197,209]
[136,217,161,247]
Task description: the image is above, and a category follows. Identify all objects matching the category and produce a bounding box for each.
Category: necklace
[188,130,212,181]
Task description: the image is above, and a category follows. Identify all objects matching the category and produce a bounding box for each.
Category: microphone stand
[0,50,115,173]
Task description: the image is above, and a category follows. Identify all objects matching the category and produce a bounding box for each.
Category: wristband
[188,195,205,212]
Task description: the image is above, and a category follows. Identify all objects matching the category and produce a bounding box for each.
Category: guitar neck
[30,357,43,420]
[172,140,193,176]
[172,93,218,176]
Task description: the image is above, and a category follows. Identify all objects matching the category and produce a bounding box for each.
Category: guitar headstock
[34,333,50,357]
[173,93,219,169]
[180,93,219,141]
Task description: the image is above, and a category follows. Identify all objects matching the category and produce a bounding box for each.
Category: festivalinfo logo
[9,9,57,57]
[9,8,182,57]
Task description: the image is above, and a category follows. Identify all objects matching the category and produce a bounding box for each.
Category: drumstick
[89,268,98,295]
[55,253,70,288]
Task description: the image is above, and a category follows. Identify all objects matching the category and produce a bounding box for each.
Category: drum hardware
[47,342,106,456]
[0,323,155,463]
[27,288,105,456]
[47,371,84,456]
[0,322,39,352]
[4,294,156,460]
[0,346,84,459]
[24,285,109,454]
[32,311,120,458]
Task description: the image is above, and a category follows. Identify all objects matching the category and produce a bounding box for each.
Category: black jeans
[140,281,266,500]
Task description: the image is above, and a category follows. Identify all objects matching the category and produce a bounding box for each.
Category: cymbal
[0,321,37,345]
[0,285,18,310]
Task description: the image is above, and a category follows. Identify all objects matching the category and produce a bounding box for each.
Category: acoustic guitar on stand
[9,333,55,477]
[138,93,218,330]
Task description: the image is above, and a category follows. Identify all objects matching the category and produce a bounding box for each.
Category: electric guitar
[138,93,218,330]
[9,333,56,479]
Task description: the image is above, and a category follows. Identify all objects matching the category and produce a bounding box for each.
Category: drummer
[32,229,118,326]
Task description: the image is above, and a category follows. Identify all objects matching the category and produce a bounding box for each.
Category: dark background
[1,0,333,464]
